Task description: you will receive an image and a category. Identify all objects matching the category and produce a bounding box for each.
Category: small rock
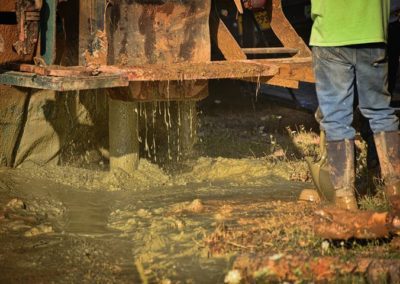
[187,199,204,213]
[24,224,53,237]
[8,220,32,231]
[137,209,152,218]
[224,269,242,284]
[85,150,102,164]
[298,189,321,203]
[174,219,185,230]
[321,240,330,253]
[6,198,26,210]
[220,9,228,17]
[269,253,284,261]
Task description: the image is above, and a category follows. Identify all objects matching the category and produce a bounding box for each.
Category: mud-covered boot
[374,131,400,209]
[326,140,358,210]
[306,130,335,201]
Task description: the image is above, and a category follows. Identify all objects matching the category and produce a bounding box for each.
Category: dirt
[0,82,399,283]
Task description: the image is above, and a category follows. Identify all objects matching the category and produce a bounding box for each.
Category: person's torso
[310,0,390,46]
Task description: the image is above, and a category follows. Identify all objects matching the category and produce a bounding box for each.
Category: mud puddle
[1,85,398,283]
[0,165,306,283]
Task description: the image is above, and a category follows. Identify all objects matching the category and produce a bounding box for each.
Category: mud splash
[15,159,170,192]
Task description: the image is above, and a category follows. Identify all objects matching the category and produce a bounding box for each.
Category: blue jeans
[313,44,399,141]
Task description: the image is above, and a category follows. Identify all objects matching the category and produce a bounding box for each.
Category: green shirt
[310,0,390,46]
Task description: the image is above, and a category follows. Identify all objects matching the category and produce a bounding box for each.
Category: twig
[192,237,205,248]
[227,241,255,249]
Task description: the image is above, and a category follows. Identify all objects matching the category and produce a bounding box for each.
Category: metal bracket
[13,0,42,56]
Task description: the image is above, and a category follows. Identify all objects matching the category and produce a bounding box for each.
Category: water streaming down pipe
[179,101,197,160]
[108,97,139,174]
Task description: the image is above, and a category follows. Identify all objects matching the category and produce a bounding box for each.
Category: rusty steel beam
[0,57,315,90]
[233,0,244,14]
[210,11,247,61]
[209,1,313,89]
[99,60,278,81]
[0,70,129,91]
[268,0,312,58]
[242,47,298,55]
[270,58,315,83]
[4,59,279,80]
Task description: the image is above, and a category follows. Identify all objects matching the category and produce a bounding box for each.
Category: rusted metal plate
[0,0,41,65]
[244,58,315,88]
[13,0,41,57]
[0,0,16,12]
[264,77,299,89]
[79,0,107,65]
[79,0,212,101]
[0,71,129,91]
[270,59,315,83]
[242,47,298,55]
[99,60,279,81]
[1,57,315,88]
[0,59,279,89]
[7,60,279,80]
[0,34,4,53]
[108,1,211,65]
[80,1,211,66]
[0,20,33,64]
[7,63,93,76]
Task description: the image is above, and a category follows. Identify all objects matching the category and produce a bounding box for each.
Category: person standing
[389,0,400,96]
[310,0,400,210]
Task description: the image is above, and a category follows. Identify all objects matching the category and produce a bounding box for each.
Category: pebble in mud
[224,269,242,284]
[6,198,26,210]
[186,199,204,213]
[137,209,152,218]
[298,189,321,203]
[24,224,53,237]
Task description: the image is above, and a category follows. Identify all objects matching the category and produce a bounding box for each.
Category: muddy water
[0,165,306,283]
[0,91,322,282]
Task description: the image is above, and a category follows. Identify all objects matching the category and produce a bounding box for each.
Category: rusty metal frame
[0,58,280,92]
[209,0,314,89]
[0,0,315,99]
[268,0,312,58]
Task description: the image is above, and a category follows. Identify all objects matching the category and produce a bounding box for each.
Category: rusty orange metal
[0,0,315,100]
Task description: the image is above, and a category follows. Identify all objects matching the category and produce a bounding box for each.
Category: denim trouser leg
[355,46,399,133]
[313,45,399,142]
[313,46,356,141]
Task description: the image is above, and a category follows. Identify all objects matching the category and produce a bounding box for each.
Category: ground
[0,81,399,283]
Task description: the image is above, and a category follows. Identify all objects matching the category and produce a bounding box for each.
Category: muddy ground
[1,81,399,283]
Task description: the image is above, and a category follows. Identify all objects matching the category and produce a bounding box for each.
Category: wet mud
[1,83,399,283]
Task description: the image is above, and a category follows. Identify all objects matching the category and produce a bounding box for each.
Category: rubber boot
[306,108,335,201]
[374,131,400,209]
[326,139,358,210]
[306,130,335,201]
[359,114,381,195]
